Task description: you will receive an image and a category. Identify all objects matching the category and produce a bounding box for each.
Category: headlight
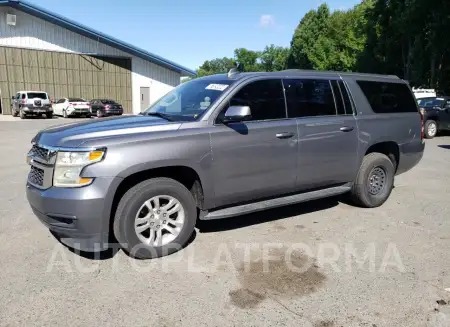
[53,150,105,187]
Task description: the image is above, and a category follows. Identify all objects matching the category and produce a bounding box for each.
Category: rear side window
[226,79,286,121]
[21,93,26,99]
[27,92,47,99]
[283,79,336,118]
[357,81,418,113]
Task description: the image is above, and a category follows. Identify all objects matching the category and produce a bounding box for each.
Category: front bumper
[26,177,121,252]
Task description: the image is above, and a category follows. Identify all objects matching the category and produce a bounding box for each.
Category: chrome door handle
[276,132,295,139]
[340,126,354,132]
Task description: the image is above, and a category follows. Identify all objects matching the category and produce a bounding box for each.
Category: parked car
[417,96,450,138]
[26,69,424,259]
[11,91,53,119]
[52,97,91,118]
[90,99,124,117]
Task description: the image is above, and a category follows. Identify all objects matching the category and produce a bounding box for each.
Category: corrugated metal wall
[0,7,182,114]
[0,46,132,114]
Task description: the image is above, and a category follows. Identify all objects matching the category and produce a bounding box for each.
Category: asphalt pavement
[1,116,450,327]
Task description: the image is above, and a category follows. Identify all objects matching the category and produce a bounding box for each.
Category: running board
[202,184,352,220]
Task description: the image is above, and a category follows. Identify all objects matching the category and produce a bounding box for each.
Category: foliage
[193,0,450,93]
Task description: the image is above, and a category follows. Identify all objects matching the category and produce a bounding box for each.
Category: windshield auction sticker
[205,84,229,91]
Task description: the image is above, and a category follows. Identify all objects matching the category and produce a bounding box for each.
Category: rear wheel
[19,109,25,119]
[424,120,437,139]
[350,152,395,208]
[113,178,197,259]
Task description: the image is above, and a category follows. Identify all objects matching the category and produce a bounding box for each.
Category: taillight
[105,105,111,109]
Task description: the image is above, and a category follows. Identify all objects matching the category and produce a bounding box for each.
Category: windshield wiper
[145,112,174,121]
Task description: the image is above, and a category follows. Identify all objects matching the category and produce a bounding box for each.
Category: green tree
[287,4,330,69]
[260,44,289,71]
[196,57,235,77]
[234,48,263,72]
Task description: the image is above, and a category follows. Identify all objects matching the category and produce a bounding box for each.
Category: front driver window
[218,79,286,122]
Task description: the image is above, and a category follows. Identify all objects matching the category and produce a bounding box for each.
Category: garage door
[0,46,132,115]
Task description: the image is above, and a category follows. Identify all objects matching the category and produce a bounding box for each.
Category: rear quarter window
[356,81,418,113]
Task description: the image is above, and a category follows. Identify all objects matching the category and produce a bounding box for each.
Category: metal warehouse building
[0,0,195,115]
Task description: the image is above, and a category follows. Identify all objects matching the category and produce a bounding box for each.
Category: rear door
[283,78,359,190]
[210,78,298,207]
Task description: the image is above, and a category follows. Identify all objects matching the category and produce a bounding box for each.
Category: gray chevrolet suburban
[26,69,425,259]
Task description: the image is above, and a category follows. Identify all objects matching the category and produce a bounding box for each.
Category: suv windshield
[27,92,47,99]
[417,98,444,107]
[143,79,233,121]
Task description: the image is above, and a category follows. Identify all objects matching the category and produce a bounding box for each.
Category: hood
[33,115,181,148]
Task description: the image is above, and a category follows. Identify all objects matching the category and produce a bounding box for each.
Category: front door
[140,87,150,111]
[210,79,298,207]
[283,78,359,189]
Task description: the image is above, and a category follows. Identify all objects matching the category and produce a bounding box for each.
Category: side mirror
[222,106,251,124]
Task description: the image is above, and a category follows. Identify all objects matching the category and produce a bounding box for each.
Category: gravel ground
[1,116,450,327]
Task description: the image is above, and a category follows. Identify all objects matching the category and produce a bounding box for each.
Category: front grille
[30,144,50,161]
[28,166,44,186]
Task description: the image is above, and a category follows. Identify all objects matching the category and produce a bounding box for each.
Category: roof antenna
[228,62,243,77]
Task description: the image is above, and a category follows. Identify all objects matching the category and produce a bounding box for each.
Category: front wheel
[113,178,197,259]
[424,120,437,139]
[350,152,395,208]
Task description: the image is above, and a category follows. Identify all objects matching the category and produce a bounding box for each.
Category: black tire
[63,110,68,118]
[19,109,25,119]
[113,178,197,259]
[350,152,395,208]
[424,120,437,139]
[46,112,53,119]
[97,109,103,118]
[12,109,18,117]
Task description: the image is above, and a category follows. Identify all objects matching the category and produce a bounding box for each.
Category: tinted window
[222,79,286,121]
[101,99,117,104]
[283,79,336,118]
[417,98,444,107]
[331,80,345,115]
[27,92,47,99]
[338,80,354,114]
[357,81,418,113]
[68,98,85,102]
[21,93,26,99]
